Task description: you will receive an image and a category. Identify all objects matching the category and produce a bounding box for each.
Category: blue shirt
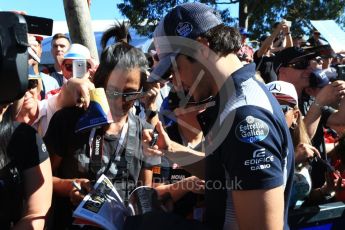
[198,63,294,230]
[39,72,60,98]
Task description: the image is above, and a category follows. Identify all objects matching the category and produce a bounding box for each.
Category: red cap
[34,35,44,42]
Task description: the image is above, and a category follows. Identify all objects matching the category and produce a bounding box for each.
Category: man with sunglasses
[277,46,345,189]
[59,43,95,84]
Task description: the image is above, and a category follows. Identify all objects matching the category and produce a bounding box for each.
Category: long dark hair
[93,21,147,89]
[0,106,14,168]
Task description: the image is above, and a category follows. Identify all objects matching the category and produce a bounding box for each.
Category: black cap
[274,45,334,71]
[148,3,223,82]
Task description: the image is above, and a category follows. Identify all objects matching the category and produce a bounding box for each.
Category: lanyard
[88,123,128,179]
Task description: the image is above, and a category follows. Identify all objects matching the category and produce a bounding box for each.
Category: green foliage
[117,0,345,40]
[247,0,345,41]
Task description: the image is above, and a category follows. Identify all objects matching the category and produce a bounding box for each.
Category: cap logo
[176,22,193,37]
[269,83,281,92]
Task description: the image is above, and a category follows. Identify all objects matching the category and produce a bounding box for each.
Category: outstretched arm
[13,158,53,230]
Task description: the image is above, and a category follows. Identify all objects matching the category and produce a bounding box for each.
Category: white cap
[266,81,298,105]
[64,43,91,60]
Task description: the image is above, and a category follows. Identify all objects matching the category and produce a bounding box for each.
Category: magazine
[72,174,128,230]
[73,174,162,230]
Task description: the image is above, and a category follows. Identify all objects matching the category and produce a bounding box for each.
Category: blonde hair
[291,106,311,149]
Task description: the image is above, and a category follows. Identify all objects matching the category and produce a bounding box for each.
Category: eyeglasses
[28,79,38,90]
[63,62,92,72]
[280,104,293,114]
[106,90,145,101]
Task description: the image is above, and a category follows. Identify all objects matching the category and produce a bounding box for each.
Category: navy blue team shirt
[197,63,294,230]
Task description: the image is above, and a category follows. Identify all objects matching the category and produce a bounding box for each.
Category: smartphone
[23,15,53,36]
[150,128,159,147]
[73,59,87,78]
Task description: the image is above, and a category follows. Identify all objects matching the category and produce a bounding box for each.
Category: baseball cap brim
[147,51,179,83]
[274,94,297,105]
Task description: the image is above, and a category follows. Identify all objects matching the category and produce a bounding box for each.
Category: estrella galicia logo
[235,116,269,143]
[175,22,193,37]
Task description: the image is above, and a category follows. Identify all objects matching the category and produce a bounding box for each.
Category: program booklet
[73,174,161,230]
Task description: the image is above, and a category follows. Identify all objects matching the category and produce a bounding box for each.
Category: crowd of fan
[2,2,345,230]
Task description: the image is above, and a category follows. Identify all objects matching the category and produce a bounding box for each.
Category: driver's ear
[196,37,210,58]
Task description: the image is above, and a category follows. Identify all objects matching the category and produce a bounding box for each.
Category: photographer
[0,13,52,229]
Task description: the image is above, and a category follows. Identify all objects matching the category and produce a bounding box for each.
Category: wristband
[146,109,158,119]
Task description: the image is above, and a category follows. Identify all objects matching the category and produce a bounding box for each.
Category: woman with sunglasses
[44,22,159,229]
[16,75,42,129]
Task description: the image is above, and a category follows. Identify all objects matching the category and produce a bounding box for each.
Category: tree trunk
[63,0,99,62]
[239,1,249,29]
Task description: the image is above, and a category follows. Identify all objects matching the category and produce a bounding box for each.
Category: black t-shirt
[253,51,277,83]
[0,122,48,227]
[44,107,153,229]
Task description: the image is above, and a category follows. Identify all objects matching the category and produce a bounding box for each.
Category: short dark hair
[93,42,148,89]
[200,24,242,57]
[51,33,70,44]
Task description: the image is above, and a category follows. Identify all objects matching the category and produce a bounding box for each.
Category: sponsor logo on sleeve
[235,116,269,143]
[244,148,274,171]
[176,22,193,37]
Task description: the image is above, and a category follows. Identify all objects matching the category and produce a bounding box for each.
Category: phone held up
[73,59,87,78]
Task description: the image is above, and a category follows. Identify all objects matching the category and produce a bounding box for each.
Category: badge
[235,116,269,143]
[175,22,193,37]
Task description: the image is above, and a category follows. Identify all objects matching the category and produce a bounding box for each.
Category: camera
[0,12,53,104]
[336,64,345,81]
[0,12,29,104]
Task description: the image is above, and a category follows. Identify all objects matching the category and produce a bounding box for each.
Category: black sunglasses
[280,104,293,114]
[28,79,39,90]
[106,90,144,101]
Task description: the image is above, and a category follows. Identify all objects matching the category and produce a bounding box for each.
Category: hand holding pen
[70,178,92,206]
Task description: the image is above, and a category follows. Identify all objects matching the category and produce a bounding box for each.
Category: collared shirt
[198,63,294,230]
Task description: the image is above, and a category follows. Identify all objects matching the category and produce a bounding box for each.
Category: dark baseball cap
[274,45,334,72]
[148,2,223,82]
[309,69,329,88]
